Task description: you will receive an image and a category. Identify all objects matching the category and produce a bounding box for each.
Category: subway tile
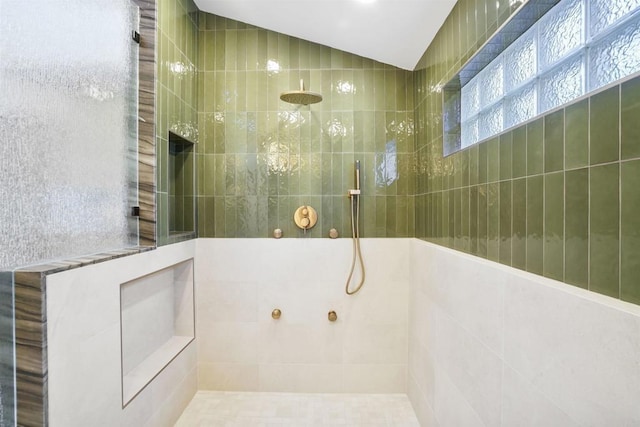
[526,175,543,275]
[512,126,526,179]
[565,99,589,169]
[487,183,500,262]
[543,172,564,282]
[544,110,564,173]
[500,132,512,181]
[622,76,640,160]
[527,118,544,176]
[590,164,620,298]
[499,181,512,265]
[590,86,620,166]
[487,137,500,183]
[621,160,640,304]
[564,168,589,289]
[512,178,526,271]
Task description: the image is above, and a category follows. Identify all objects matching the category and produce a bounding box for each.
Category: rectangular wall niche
[120,259,195,406]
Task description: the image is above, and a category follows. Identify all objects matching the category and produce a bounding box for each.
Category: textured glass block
[0,0,139,270]
[461,116,480,148]
[504,30,537,92]
[479,102,504,141]
[505,83,537,129]
[589,0,640,38]
[539,0,584,69]
[461,78,480,121]
[540,54,585,113]
[589,14,640,91]
[479,59,504,110]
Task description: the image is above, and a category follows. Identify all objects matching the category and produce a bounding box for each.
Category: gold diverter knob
[328,310,337,322]
[272,309,282,320]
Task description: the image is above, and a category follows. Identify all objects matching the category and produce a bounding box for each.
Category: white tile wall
[195,238,411,394]
[408,239,640,427]
[46,241,197,427]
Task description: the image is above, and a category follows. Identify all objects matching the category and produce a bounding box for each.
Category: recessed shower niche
[120,259,194,406]
[168,131,196,238]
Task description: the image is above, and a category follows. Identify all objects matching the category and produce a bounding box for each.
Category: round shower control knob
[294,205,317,230]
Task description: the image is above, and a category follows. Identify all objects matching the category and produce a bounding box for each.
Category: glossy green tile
[512,126,526,179]
[565,99,589,169]
[499,181,511,265]
[461,187,470,252]
[479,141,488,183]
[477,184,488,258]
[622,76,640,160]
[621,159,640,304]
[487,137,500,183]
[590,163,620,298]
[487,182,500,262]
[512,178,526,270]
[500,132,512,181]
[544,110,564,173]
[469,185,478,254]
[527,118,544,175]
[526,175,543,275]
[453,188,462,250]
[544,172,564,281]
[565,168,589,288]
[469,144,479,185]
[376,195,386,237]
[590,86,620,165]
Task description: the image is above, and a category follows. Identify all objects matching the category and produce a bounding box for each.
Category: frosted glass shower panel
[588,14,640,91]
[539,0,584,69]
[0,0,140,269]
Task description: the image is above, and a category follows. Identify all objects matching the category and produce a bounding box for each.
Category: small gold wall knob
[328,310,337,322]
[273,228,283,239]
[272,308,281,319]
[328,228,339,239]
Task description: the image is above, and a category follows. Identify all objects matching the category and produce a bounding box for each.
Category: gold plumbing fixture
[273,228,283,239]
[272,308,282,319]
[328,310,337,322]
[294,205,317,231]
[329,228,339,239]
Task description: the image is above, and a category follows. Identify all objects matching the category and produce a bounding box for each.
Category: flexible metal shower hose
[345,193,365,295]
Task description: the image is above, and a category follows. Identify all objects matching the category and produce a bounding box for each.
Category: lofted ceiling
[193,0,458,71]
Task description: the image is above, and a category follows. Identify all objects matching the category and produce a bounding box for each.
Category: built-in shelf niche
[168,131,196,238]
[120,259,194,406]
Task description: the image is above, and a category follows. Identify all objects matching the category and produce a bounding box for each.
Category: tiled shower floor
[174,391,420,426]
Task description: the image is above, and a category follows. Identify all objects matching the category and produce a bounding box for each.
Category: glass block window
[457,0,640,150]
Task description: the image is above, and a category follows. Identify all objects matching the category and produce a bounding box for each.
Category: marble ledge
[14,246,154,276]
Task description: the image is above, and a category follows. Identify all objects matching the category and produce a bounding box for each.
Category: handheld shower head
[355,160,361,191]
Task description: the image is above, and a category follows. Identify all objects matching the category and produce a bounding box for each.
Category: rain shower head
[280,79,322,105]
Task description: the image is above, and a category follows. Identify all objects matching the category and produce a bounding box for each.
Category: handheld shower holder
[348,189,361,196]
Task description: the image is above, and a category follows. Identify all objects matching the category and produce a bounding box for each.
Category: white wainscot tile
[429,251,505,355]
[197,280,258,323]
[258,322,344,364]
[258,363,343,393]
[501,365,579,427]
[341,363,407,393]
[343,278,409,325]
[343,323,407,364]
[197,322,259,364]
[504,275,640,426]
[408,374,438,427]
[435,308,502,427]
[198,362,259,391]
[409,340,435,407]
[434,367,486,427]
[257,280,338,325]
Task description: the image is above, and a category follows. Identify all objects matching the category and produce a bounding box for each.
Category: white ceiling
[193,0,458,70]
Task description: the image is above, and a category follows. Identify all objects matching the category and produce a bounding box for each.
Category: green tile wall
[156,0,199,245]
[413,0,640,305]
[196,13,414,238]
